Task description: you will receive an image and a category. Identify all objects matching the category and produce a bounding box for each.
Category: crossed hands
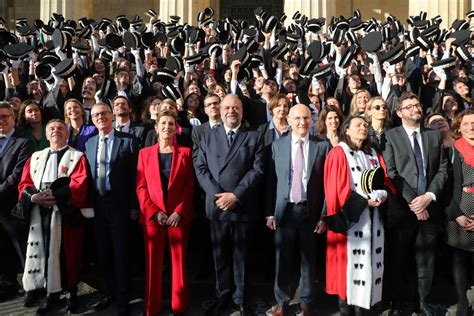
[409,194,433,221]
[215,192,238,211]
[31,189,56,208]
[155,211,181,227]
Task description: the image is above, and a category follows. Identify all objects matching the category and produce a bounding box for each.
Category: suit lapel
[168,144,180,190]
[0,137,16,159]
[89,136,99,179]
[307,139,317,177]
[421,129,430,172]
[282,136,292,184]
[109,135,121,170]
[216,126,229,168]
[149,145,164,208]
[223,127,247,168]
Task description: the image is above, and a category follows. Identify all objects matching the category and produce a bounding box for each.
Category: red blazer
[136,143,195,226]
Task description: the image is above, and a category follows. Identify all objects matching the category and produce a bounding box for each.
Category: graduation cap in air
[360,31,383,53]
[53,58,76,78]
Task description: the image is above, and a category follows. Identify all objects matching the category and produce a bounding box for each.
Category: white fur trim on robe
[22,147,83,294]
[339,142,385,309]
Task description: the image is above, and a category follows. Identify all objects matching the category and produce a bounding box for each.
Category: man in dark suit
[0,102,33,300]
[266,104,328,316]
[112,96,147,148]
[382,92,448,316]
[85,102,138,316]
[191,93,222,160]
[195,94,264,316]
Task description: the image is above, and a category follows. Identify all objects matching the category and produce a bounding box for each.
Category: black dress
[446,149,474,251]
[158,152,172,200]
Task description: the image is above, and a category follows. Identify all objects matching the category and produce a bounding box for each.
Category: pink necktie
[291,139,304,203]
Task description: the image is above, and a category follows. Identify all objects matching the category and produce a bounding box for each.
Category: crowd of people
[0,5,473,316]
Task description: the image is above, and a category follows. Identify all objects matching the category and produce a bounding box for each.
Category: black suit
[113,121,148,148]
[195,125,264,305]
[84,130,138,310]
[382,126,448,308]
[0,131,33,291]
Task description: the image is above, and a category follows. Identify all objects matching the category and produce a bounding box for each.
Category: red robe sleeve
[69,156,89,208]
[324,146,351,299]
[18,157,35,199]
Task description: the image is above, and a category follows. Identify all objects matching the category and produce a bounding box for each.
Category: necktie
[98,137,108,196]
[117,125,124,132]
[412,131,426,195]
[212,123,220,129]
[291,139,304,203]
[227,130,235,147]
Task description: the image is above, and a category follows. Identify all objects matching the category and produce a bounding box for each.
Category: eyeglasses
[91,111,111,118]
[400,103,422,112]
[372,104,387,111]
[0,114,12,121]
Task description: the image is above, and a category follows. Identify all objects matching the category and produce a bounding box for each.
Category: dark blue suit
[266,134,329,309]
[0,131,33,292]
[195,125,264,304]
[84,130,138,310]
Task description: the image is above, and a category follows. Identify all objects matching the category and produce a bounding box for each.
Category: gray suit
[266,134,329,308]
[382,126,448,307]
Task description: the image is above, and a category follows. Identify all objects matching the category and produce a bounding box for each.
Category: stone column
[283,0,337,29]
[409,0,468,29]
[40,0,86,22]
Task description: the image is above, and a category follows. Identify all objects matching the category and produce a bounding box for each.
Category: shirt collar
[100,129,115,141]
[0,128,15,140]
[209,120,222,128]
[402,124,421,137]
[223,124,241,135]
[291,133,309,144]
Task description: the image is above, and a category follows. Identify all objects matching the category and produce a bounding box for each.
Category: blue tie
[412,131,426,195]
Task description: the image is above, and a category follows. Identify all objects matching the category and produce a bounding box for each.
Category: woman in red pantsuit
[136,110,195,316]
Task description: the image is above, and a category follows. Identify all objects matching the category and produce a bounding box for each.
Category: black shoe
[36,294,60,315]
[233,303,252,316]
[91,296,113,312]
[205,297,229,316]
[24,291,41,308]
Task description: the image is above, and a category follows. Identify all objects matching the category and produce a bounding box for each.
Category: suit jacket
[383,126,448,222]
[246,98,269,129]
[84,130,139,209]
[113,121,147,148]
[195,125,265,222]
[191,121,211,161]
[266,135,329,225]
[136,144,195,226]
[0,131,34,217]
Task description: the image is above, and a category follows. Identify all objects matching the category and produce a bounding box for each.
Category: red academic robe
[324,146,394,300]
[136,143,195,315]
[18,155,89,290]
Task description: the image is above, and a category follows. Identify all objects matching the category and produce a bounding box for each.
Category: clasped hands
[215,192,238,211]
[409,194,433,221]
[31,189,56,208]
[455,215,474,231]
[155,211,181,227]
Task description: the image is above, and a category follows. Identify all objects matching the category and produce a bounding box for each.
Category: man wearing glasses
[84,103,138,316]
[383,92,448,316]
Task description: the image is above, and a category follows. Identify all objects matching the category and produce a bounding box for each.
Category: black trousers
[387,220,440,305]
[209,220,248,305]
[274,203,316,308]
[94,193,130,308]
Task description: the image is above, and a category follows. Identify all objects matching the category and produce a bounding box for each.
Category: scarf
[455,136,474,168]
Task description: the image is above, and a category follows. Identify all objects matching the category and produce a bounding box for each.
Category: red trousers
[143,223,189,315]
